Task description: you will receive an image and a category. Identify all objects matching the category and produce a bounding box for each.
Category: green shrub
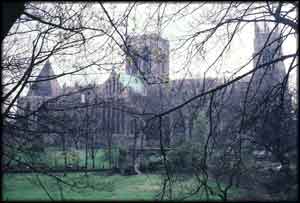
[55,150,80,167]
[168,141,203,172]
[66,151,80,166]
[31,141,44,153]
[141,154,164,171]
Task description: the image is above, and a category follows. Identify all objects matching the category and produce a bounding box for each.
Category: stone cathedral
[17,23,289,151]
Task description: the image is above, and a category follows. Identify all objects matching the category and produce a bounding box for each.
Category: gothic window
[113,79,116,93]
[118,111,122,133]
[130,119,136,134]
[112,109,115,132]
[102,107,106,130]
[262,49,274,70]
[116,111,119,133]
[142,46,151,74]
[121,109,124,132]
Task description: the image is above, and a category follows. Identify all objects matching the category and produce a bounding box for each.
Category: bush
[31,141,44,152]
[66,151,80,166]
[55,150,80,168]
[103,148,120,163]
[140,154,164,172]
[168,141,203,173]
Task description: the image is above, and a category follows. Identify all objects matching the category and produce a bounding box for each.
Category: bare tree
[2,2,297,201]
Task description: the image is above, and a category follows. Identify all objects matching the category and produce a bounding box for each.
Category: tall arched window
[121,109,125,132]
[142,46,151,74]
[263,49,274,70]
[130,119,136,134]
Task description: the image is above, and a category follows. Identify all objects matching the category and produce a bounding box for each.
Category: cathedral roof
[27,60,61,97]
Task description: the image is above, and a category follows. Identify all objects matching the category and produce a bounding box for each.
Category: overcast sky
[5,2,296,96]
[49,3,296,88]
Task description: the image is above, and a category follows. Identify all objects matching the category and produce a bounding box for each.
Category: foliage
[191,111,209,143]
[30,142,44,153]
[6,148,110,170]
[168,111,209,172]
[103,147,120,168]
[56,150,80,167]
[168,141,203,173]
[140,153,164,172]
[117,147,128,170]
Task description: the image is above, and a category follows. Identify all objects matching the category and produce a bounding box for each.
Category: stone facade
[17,25,289,151]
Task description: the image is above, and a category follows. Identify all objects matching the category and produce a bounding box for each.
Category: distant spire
[45,59,51,67]
[27,60,61,97]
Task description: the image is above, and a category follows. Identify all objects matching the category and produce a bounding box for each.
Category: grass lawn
[3,173,161,201]
[2,173,241,201]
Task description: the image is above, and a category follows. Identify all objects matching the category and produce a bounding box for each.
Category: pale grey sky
[51,3,296,87]
[4,2,296,97]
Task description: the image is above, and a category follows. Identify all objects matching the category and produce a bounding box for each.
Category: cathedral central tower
[125,34,170,85]
[252,22,286,90]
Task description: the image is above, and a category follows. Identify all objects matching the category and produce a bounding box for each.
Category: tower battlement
[254,22,282,54]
